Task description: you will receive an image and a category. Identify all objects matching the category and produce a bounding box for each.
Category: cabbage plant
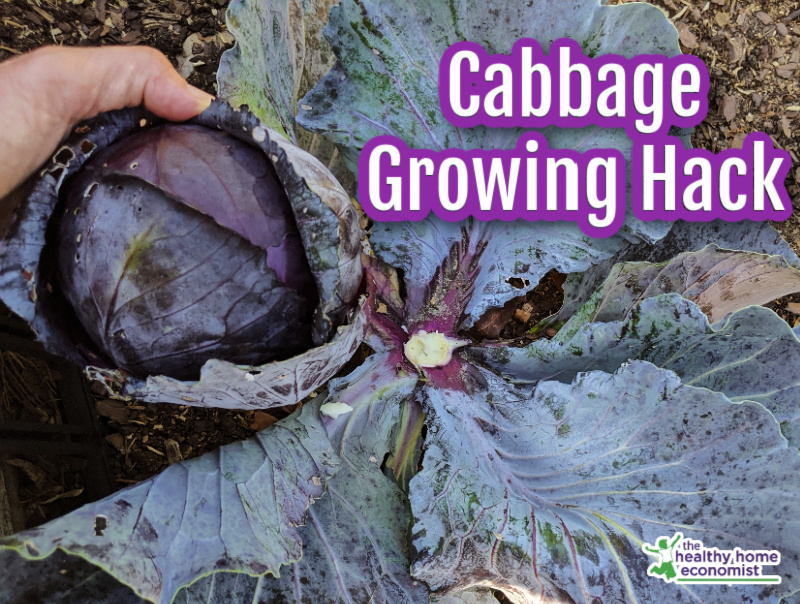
[2,0,800,603]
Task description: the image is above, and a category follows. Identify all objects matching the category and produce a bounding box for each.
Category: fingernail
[186,83,215,111]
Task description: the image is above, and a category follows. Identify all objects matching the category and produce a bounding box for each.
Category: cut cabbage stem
[404,330,469,369]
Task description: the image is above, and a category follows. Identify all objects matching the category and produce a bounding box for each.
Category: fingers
[0,45,214,199]
[69,46,215,122]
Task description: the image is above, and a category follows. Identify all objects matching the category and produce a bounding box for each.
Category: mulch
[0,0,799,530]
[0,0,232,94]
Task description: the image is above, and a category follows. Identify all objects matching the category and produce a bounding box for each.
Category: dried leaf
[40,488,84,505]
[250,411,278,431]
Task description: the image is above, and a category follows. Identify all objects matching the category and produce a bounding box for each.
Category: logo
[642,533,781,585]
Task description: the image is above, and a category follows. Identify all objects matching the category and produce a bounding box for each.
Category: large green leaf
[0,401,339,604]
[410,362,800,601]
[295,0,688,325]
[298,0,681,164]
[477,245,800,450]
[372,217,630,326]
[479,294,800,450]
[175,352,429,603]
[217,0,338,141]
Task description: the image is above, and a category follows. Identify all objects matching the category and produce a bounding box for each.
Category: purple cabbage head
[57,125,318,379]
[0,102,363,388]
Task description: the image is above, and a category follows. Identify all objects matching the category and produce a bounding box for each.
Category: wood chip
[785,302,800,315]
[94,0,106,22]
[105,433,125,451]
[721,95,738,121]
[725,36,746,63]
[30,5,55,24]
[109,11,123,30]
[676,22,698,49]
[473,304,517,340]
[781,117,792,138]
[145,10,181,21]
[96,398,130,422]
[164,439,183,465]
[715,12,730,26]
[146,445,165,457]
[755,11,773,25]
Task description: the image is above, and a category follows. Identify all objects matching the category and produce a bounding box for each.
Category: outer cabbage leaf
[173,353,428,603]
[479,294,800,450]
[582,244,800,326]
[217,0,338,141]
[550,220,800,328]
[91,294,369,409]
[0,401,339,604]
[410,362,800,601]
[296,0,685,325]
[631,220,800,268]
[539,243,800,345]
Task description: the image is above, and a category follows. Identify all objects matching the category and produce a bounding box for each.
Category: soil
[0,0,232,95]
[0,346,84,528]
[0,0,799,532]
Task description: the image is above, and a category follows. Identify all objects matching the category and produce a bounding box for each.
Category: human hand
[0,45,214,199]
